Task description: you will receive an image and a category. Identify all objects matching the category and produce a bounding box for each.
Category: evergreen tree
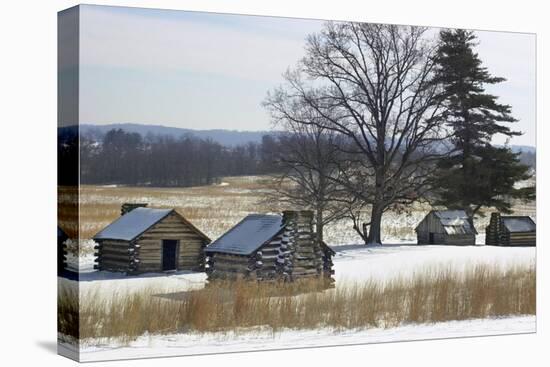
[432,29,534,217]
[436,145,534,215]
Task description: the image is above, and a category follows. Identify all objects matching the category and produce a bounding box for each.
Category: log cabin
[93,205,211,274]
[485,212,536,246]
[205,210,335,284]
[57,226,68,275]
[416,210,476,246]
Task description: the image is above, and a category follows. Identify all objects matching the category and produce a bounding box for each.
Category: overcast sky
[77,4,536,146]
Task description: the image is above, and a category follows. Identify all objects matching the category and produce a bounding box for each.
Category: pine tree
[432,29,534,218]
[436,145,534,215]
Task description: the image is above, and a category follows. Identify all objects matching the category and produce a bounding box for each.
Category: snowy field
[61,243,536,297]
[332,244,535,283]
[57,176,536,361]
[60,175,536,245]
[59,244,536,361]
[64,315,535,362]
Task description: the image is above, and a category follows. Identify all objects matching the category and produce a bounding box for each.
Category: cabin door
[162,240,178,271]
[429,232,435,244]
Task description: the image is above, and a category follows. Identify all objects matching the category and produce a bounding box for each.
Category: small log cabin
[416,210,476,246]
[485,212,536,246]
[93,205,211,274]
[57,226,68,275]
[205,210,335,284]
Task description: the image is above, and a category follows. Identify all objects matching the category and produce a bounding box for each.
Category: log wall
[501,231,536,247]
[94,239,134,272]
[416,212,446,245]
[444,234,476,246]
[206,252,258,280]
[134,212,207,272]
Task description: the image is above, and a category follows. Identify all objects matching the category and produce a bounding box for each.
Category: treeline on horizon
[77,128,281,186]
[56,127,535,187]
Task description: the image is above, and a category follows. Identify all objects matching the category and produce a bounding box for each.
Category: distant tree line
[65,125,534,190]
[80,130,280,186]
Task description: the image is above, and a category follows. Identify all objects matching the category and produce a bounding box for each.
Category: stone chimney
[121,203,148,216]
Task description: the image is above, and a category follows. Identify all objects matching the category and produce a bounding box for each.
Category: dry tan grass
[58,263,535,343]
[59,176,283,240]
[59,175,536,243]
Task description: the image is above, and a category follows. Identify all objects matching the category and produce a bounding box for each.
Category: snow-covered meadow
[58,176,536,362]
[61,243,536,297]
[66,315,535,362]
[59,243,536,362]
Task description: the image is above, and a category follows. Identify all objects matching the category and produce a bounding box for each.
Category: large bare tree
[265,22,450,245]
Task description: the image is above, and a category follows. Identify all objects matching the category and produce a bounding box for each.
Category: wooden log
[96,240,132,248]
[211,261,255,272]
[97,254,132,262]
[211,253,251,262]
[98,247,133,255]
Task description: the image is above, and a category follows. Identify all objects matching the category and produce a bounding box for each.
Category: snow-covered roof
[433,210,476,235]
[501,217,536,233]
[433,210,468,220]
[205,214,284,255]
[93,207,173,241]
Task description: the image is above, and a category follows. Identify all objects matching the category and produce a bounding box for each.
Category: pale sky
[77,5,536,146]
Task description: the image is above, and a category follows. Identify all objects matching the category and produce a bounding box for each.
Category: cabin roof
[93,208,174,241]
[434,210,476,235]
[433,210,468,221]
[93,207,211,242]
[417,210,476,235]
[501,216,536,233]
[205,214,284,255]
[93,207,174,241]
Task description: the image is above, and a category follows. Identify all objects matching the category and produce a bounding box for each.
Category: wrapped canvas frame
[58,4,536,362]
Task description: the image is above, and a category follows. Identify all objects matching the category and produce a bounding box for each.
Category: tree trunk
[367,166,385,245]
[367,203,383,245]
[315,209,324,243]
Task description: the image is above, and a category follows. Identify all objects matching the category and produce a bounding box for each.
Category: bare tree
[262,100,348,242]
[265,22,450,245]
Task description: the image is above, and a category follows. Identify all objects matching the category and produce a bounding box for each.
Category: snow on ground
[58,244,536,361]
[333,244,535,284]
[59,268,207,297]
[65,315,535,362]
[60,243,535,299]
